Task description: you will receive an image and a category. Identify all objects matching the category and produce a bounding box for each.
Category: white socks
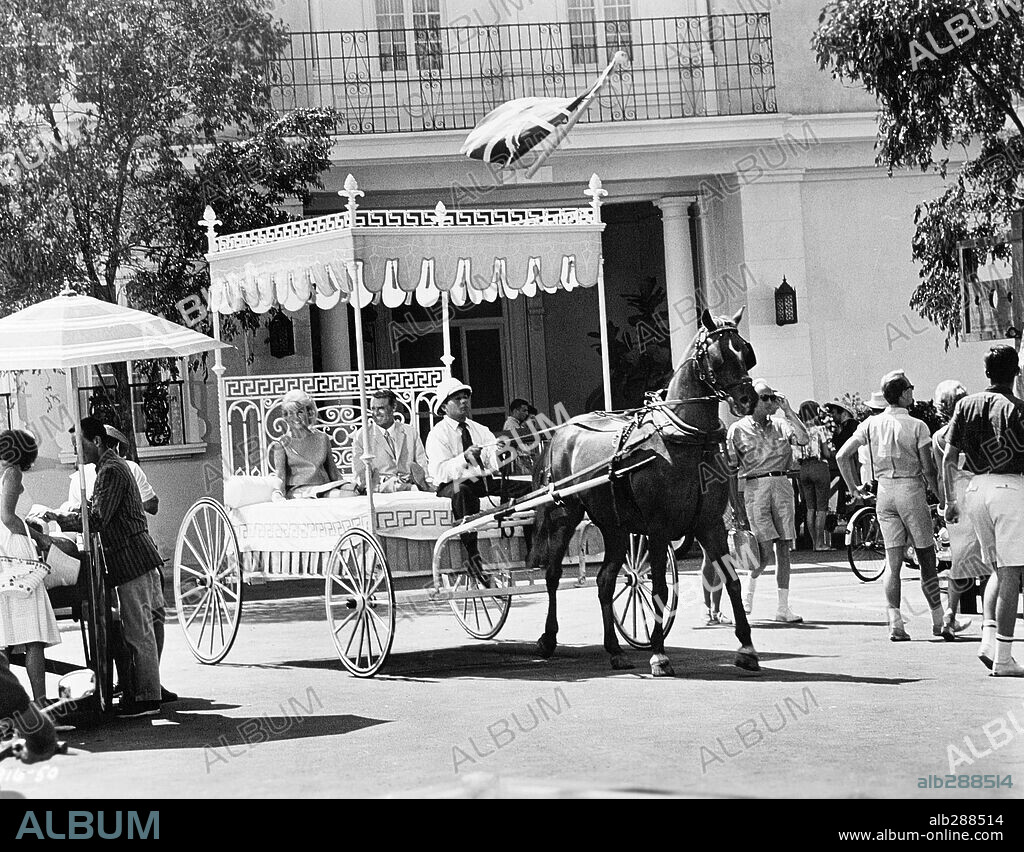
[778,588,789,609]
[747,575,759,598]
[980,620,997,657]
[996,635,1014,665]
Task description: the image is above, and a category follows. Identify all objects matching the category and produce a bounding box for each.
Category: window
[376,0,443,73]
[74,360,205,458]
[376,0,408,72]
[568,0,632,65]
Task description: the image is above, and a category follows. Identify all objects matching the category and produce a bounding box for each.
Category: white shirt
[350,420,428,492]
[425,416,498,485]
[64,459,157,510]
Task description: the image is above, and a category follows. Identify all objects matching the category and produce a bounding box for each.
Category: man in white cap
[726,377,809,622]
[426,377,519,578]
[837,370,963,642]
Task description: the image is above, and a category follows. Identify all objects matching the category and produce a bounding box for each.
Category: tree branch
[965,62,1024,137]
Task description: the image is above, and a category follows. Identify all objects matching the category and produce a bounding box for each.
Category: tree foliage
[814,0,1024,344]
[0,0,334,333]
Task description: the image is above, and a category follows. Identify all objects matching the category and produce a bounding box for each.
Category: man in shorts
[838,371,954,641]
[942,345,1024,677]
[727,378,809,623]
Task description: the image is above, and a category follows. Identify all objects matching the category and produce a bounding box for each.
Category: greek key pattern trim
[211,208,597,253]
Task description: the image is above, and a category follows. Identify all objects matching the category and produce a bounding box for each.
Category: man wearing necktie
[426,378,526,579]
[351,390,429,493]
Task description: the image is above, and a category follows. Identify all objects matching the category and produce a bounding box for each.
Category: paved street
[3,553,1021,800]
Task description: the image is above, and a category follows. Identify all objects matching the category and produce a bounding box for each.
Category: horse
[527,308,760,676]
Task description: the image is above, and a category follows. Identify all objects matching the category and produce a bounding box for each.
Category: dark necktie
[459,422,472,454]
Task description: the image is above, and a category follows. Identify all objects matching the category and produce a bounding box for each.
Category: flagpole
[524,51,627,179]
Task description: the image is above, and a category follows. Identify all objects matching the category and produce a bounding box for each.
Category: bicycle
[845,498,951,582]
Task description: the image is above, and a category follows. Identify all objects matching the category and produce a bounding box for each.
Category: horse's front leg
[646,533,674,677]
[532,502,582,658]
[596,528,633,670]
[696,526,760,672]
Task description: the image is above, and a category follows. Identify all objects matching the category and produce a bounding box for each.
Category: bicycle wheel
[847,509,887,582]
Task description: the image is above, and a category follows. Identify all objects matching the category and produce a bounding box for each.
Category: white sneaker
[743,592,753,614]
[991,658,1024,677]
[704,607,717,626]
[775,607,804,624]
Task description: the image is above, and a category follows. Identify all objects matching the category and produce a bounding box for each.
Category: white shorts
[876,478,933,550]
[964,473,1024,569]
[743,476,796,544]
[947,470,990,579]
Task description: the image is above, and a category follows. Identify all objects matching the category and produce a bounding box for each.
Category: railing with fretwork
[270,13,776,135]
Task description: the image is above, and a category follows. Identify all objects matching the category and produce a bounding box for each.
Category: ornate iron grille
[270,13,776,134]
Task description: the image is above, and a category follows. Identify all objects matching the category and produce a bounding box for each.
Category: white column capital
[656,196,693,218]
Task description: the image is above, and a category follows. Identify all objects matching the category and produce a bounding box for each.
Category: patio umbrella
[0,288,229,711]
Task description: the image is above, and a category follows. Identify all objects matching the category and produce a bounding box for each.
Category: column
[657,196,699,365]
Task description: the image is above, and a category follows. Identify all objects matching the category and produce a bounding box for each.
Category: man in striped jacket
[49,417,165,718]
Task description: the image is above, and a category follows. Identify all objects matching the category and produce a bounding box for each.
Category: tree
[813,0,1024,350]
[0,0,335,440]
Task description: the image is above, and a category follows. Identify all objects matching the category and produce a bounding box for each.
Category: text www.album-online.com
[837,830,1004,841]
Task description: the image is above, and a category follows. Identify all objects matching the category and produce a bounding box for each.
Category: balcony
[271,13,776,136]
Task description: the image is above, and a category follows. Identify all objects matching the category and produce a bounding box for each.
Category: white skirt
[0,525,61,649]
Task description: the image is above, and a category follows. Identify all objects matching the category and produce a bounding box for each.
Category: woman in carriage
[270,390,352,499]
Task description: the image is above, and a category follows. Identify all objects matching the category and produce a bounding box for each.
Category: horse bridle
[686,325,755,405]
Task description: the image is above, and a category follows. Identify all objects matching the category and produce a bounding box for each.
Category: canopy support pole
[586,174,612,410]
[202,206,231,482]
[342,176,376,532]
[441,291,453,380]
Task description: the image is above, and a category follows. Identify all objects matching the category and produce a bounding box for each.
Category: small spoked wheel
[173,499,244,664]
[847,509,887,582]
[612,534,679,649]
[442,551,513,640]
[325,529,395,677]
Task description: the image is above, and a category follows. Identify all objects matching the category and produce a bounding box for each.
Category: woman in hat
[825,400,858,518]
[270,390,347,498]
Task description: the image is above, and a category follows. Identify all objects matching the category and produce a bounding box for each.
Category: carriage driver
[727,378,809,623]
[426,378,526,580]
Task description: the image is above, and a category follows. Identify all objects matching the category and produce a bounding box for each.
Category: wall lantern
[269,311,295,358]
[775,276,798,326]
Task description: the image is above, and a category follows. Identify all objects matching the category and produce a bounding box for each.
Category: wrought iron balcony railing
[271,13,776,135]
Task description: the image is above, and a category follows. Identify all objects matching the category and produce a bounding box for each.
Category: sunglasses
[759,394,778,402]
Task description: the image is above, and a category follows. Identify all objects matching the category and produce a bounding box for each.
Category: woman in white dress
[0,429,60,702]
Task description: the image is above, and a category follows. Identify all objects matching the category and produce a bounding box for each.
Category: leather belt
[743,471,790,480]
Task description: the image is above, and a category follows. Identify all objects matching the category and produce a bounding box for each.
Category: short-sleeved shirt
[726,416,798,478]
[845,406,931,479]
[946,387,1024,474]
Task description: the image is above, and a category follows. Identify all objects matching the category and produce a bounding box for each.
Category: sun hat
[865,391,887,411]
[104,424,130,447]
[824,400,855,419]
[433,377,473,416]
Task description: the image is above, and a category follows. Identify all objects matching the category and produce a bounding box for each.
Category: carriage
[173,176,681,677]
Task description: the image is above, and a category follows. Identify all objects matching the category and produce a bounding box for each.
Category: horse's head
[692,306,757,417]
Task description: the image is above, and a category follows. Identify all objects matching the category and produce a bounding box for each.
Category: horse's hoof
[735,651,761,672]
[536,636,556,659]
[610,654,635,670]
[651,661,675,677]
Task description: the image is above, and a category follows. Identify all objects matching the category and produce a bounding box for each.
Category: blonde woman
[0,430,60,704]
[931,380,980,641]
[270,390,348,498]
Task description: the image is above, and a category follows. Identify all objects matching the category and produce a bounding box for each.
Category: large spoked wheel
[85,544,114,714]
[612,534,679,649]
[847,508,887,582]
[173,498,244,664]
[442,549,513,640]
[325,529,395,677]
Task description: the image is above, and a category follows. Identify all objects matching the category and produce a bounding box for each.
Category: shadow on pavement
[59,697,388,754]
[265,642,918,686]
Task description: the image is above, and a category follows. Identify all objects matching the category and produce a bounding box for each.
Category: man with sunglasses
[837,371,959,642]
[727,378,809,622]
